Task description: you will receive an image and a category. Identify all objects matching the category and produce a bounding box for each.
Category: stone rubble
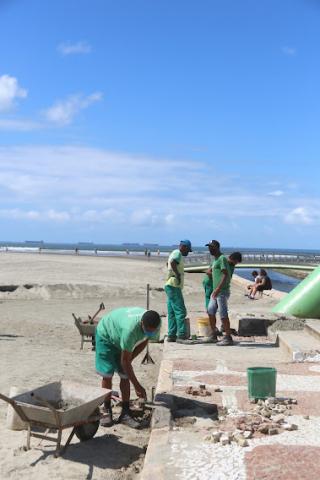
[203,396,300,448]
[185,384,212,397]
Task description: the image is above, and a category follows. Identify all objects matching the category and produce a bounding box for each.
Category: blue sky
[0,0,319,248]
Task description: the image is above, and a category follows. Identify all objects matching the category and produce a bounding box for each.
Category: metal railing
[184,252,320,267]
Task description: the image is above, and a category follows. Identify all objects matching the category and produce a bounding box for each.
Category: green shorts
[95,330,128,379]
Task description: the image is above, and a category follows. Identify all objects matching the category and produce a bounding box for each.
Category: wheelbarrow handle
[90,302,106,323]
[0,392,30,422]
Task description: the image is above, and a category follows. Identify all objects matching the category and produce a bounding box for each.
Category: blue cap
[180,239,192,252]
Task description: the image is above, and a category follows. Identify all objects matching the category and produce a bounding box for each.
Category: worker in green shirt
[202,270,213,310]
[164,239,192,343]
[206,240,242,346]
[95,307,161,429]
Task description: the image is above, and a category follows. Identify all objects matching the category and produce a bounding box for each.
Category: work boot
[167,336,177,342]
[216,335,234,346]
[176,335,192,344]
[207,334,218,343]
[100,408,113,427]
[118,411,141,429]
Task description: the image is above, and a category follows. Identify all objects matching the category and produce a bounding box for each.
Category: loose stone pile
[185,384,222,396]
[204,397,299,448]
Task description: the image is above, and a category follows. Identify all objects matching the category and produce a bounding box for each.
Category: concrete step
[277,330,320,362]
[304,319,320,342]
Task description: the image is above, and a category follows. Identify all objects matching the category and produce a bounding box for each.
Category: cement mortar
[269,318,305,332]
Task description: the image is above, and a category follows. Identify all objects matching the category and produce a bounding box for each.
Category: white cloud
[0,145,318,236]
[0,118,41,131]
[57,41,92,56]
[268,190,284,197]
[284,207,314,225]
[44,92,102,126]
[0,75,27,111]
[282,46,296,56]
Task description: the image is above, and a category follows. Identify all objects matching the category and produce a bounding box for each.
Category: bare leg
[101,377,113,426]
[102,377,112,390]
[208,314,217,336]
[120,378,130,403]
[250,285,258,298]
[221,317,231,336]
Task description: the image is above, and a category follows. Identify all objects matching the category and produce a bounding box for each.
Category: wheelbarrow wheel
[74,408,100,442]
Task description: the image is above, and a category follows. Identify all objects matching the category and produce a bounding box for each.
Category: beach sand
[0,252,279,479]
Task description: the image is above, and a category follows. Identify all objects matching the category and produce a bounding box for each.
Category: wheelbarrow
[0,381,110,457]
[72,302,105,350]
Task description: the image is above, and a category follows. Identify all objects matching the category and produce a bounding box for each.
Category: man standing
[164,239,192,343]
[206,240,242,346]
[95,307,160,428]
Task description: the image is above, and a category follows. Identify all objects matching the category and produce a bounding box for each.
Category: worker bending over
[95,307,160,428]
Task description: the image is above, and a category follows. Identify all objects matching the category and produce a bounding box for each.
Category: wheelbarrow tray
[76,322,97,336]
[11,381,109,428]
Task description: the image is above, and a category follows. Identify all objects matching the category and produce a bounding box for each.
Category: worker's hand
[176,273,181,284]
[135,384,147,400]
[212,289,219,299]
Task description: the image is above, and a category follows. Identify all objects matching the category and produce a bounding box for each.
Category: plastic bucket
[247,367,277,399]
[197,317,212,337]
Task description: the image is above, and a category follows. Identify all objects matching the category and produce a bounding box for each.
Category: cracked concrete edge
[141,359,174,480]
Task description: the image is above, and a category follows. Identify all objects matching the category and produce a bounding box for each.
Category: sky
[0,0,319,249]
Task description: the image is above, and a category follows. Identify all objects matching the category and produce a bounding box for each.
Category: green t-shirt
[211,254,234,294]
[96,307,147,352]
[165,249,185,289]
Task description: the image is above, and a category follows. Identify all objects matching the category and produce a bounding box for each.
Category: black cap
[205,240,220,248]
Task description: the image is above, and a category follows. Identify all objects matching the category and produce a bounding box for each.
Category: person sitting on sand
[95,307,160,429]
[249,268,272,299]
[246,270,261,295]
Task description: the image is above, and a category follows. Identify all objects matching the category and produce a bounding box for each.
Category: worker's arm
[212,269,228,298]
[206,268,212,278]
[121,350,147,399]
[132,339,148,360]
[170,259,181,284]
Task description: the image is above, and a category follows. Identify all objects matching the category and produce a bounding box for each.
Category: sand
[0,252,280,479]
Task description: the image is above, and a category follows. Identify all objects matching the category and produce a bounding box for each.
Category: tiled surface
[245,445,320,480]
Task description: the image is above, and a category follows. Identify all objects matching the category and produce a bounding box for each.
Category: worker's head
[228,251,242,266]
[260,268,267,276]
[141,310,161,337]
[205,239,220,256]
[179,239,192,256]
[251,270,258,278]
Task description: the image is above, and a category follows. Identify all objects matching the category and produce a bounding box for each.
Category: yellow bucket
[197,317,212,337]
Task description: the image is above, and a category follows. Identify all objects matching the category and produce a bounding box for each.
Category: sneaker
[100,409,113,427]
[216,335,234,346]
[118,411,141,429]
[167,336,177,342]
[206,335,218,343]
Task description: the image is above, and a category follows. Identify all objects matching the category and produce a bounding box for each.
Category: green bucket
[247,367,277,399]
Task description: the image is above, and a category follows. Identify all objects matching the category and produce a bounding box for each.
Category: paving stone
[283,423,298,431]
[245,445,320,480]
[272,414,286,423]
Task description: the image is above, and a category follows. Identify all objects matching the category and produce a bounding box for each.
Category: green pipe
[272,264,320,318]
